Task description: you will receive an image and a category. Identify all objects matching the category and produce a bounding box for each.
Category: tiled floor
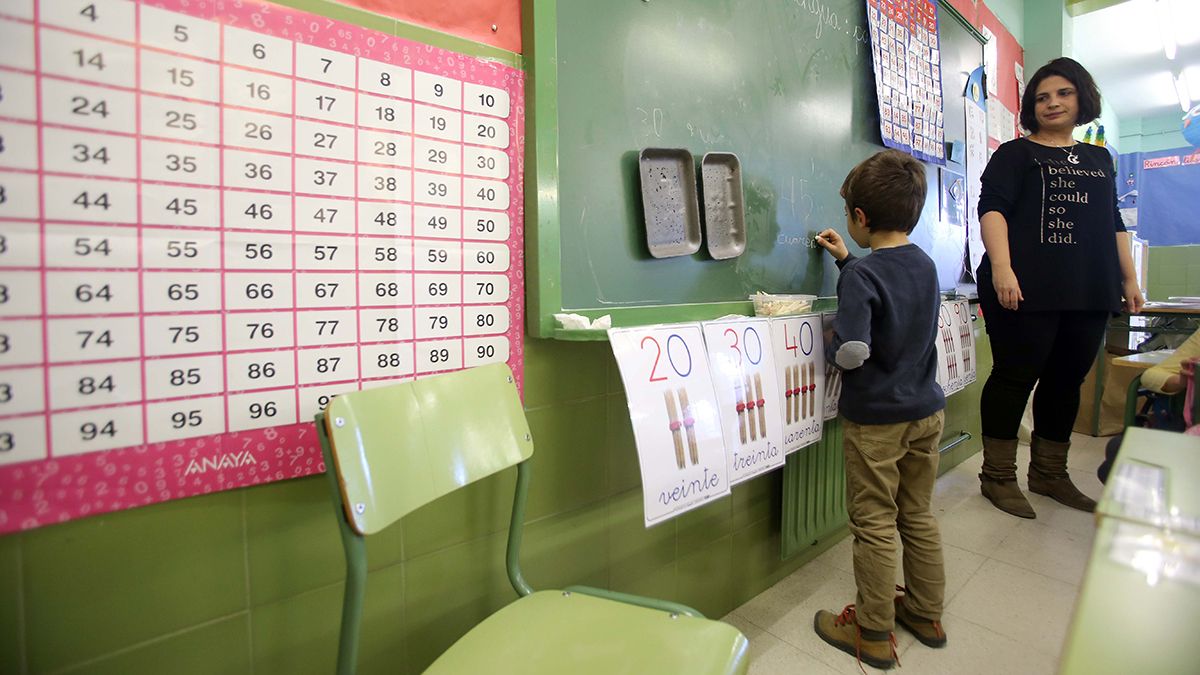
[724,433,1110,675]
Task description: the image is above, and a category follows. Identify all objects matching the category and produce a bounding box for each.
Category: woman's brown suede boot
[1028,435,1097,512]
[979,436,1036,519]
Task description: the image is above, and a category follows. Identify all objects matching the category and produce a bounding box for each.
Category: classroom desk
[1139,302,1200,316]
[1111,349,1174,370]
[1057,519,1200,675]
[1095,427,1200,530]
[1059,428,1200,675]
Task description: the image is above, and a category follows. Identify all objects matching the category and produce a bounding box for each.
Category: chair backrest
[322,363,532,535]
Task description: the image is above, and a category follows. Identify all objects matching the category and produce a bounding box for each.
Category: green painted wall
[989,0,1025,44]
[1148,246,1200,301]
[1118,112,1189,154]
[0,331,990,675]
[1024,0,1071,82]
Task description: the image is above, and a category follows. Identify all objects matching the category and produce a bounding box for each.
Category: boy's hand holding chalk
[814,229,850,262]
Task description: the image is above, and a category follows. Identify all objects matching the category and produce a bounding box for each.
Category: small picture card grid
[935,300,975,395]
[701,318,785,485]
[769,315,825,453]
[608,325,731,527]
[953,299,977,386]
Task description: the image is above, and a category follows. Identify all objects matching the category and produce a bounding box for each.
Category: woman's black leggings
[979,305,1110,443]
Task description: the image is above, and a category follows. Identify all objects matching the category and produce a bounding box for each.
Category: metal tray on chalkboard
[638,148,702,258]
[701,152,746,259]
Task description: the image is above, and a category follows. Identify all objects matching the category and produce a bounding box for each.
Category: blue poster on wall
[1134,147,1200,246]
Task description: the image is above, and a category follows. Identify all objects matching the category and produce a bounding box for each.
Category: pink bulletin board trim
[0,0,525,534]
[335,0,522,54]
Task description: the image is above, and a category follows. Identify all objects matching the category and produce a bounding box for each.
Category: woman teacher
[975,57,1143,519]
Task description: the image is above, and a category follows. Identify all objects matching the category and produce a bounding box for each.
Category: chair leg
[337,539,368,675]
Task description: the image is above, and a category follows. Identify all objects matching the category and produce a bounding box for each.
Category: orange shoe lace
[834,604,901,674]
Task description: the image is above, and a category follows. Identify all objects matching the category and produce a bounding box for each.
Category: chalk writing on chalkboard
[794,0,872,48]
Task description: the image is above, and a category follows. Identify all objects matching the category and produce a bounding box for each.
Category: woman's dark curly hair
[1019,57,1102,133]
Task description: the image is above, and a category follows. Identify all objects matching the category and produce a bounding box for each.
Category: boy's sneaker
[813,604,898,671]
[893,587,947,648]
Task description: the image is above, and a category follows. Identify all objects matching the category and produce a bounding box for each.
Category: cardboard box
[1074,357,1143,437]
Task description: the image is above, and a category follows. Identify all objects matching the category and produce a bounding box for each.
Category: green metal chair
[316,362,750,675]
[1122,372,1197,430]
[1124,374,1146,429]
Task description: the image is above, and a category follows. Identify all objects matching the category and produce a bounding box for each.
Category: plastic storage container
[750,293,817,317]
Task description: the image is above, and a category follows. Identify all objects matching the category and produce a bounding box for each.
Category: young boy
[811,149,948,670]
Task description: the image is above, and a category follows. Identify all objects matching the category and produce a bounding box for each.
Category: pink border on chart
[0,0,526,534]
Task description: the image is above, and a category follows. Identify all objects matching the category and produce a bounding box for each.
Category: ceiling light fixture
[1156,0,1178,60]
[1174,70,1192,112]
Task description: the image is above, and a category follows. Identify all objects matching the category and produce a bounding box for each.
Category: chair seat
[424,590,750,675]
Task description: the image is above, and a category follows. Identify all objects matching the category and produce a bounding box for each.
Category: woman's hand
[814,229,849,261]
[993,264,1024,310]
[1122,278,1145,314]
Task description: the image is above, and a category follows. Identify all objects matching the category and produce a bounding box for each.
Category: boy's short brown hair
[840,149,927,233]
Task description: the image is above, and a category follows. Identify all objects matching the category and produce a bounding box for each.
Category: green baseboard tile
[57,615,251,675]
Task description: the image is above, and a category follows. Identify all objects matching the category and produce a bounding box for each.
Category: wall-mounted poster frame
[0,0,526,533]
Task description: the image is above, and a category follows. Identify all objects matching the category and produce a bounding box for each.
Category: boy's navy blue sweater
[831,244,946,425]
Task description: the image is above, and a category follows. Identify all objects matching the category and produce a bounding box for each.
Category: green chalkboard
[525,0,984,338]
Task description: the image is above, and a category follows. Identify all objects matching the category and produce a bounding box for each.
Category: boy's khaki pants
[843,410,946,632]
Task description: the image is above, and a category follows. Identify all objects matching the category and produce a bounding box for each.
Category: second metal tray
[701,152,746,260]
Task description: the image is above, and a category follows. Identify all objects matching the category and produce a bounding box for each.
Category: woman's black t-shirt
[976,137,1125,313]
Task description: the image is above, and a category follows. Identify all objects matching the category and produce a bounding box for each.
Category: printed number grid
[0,0,517,466]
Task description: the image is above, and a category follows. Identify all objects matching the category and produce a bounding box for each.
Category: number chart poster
[701,318,784,486]
[0,0,526,534]
[609,325,730,527]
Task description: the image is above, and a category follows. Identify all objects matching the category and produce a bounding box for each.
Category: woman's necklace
[1034,134,1079,164]
[1060,142,1080,164]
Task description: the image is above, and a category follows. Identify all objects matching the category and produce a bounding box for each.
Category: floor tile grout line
[944,559,1080,651]
[939,542,988,607]
[982,550,1088,589]
[940,609,1067,660]
[978,542,1087,590]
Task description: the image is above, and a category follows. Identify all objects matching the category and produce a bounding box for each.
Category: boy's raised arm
[830,269,876,371]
